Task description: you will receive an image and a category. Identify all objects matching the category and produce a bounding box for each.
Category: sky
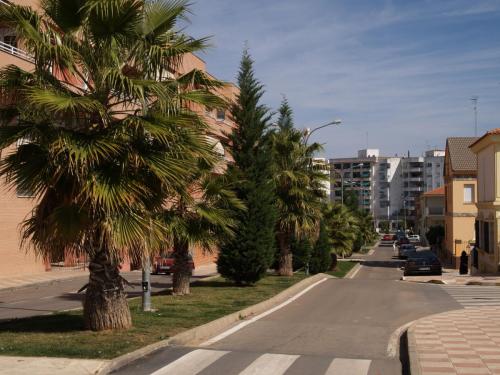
[183,0,500,158]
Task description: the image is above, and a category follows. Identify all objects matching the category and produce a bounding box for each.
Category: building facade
[329,149,378,213]
[470,129,500,274]
[329,149,444,230]
[0,0,236,276]
[443,137,478,268]
[417,187,445,245]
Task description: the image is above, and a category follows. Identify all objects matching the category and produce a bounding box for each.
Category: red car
[380,234,396,246]
[152,253,195,275]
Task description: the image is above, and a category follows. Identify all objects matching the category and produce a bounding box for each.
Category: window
[3,35,17,48]
[464,184,474,204]
[216,109,225,121]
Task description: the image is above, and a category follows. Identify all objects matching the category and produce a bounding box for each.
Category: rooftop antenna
[366,132,368,149]
[470,96,478,136]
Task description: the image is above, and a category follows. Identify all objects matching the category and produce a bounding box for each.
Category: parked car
[152,253,195,275]
[404,254,442,276]
[408,234,420,244]
[398,244,417,259]
[380,234,396,246]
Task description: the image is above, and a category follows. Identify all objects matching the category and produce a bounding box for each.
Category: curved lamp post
[304,119,342,145]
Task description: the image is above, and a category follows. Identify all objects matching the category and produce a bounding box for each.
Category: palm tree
[162,162,244,295]
[270,100,326,276]
[355,210,377,250]
[0,0,225,331]
[324,203,358,258]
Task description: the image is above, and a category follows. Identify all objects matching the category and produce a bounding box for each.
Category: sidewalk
[0,356,109,375]
[0,269,89,291]
[409,307,500,375]
[403,268,500,285]
[0,262,218,292]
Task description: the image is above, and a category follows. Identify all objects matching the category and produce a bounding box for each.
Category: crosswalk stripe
[150,349,229,375]
[238,353,299,375]
[442,286,500,308]
[325,358,371,375]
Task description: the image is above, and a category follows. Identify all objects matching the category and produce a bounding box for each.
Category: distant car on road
[152,253,195,275]
[404,254,442,276]
[380,234,396,246]
[398,244,417,259]
[408,234,420,244]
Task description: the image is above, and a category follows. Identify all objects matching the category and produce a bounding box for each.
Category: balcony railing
[0,40,34,62]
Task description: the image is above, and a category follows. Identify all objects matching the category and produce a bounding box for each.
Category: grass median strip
[0,273,307,359]
[327,261,359,278]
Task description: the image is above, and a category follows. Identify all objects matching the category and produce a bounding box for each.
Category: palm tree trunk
[83,251,132,331]
[278,232,293,276]
[173,239,192,295]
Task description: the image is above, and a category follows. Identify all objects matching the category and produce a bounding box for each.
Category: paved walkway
[0,263,217,291]
[409,307,500,375]
[0,356,108,375]
[0,269,89,291]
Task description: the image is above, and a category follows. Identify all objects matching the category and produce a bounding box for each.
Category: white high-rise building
[424,150,445,191]
[329,149,445,230]
[312,158,331,200]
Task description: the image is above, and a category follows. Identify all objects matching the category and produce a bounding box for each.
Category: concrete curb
[0,273,89,293]
[386,319,418,358]
[97,273,331,375]
[407,323,421,375]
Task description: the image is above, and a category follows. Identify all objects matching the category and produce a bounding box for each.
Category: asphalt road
[115,246,462,375]
[0,272,212,321]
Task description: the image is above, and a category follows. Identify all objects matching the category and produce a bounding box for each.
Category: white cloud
[187,0,500,157]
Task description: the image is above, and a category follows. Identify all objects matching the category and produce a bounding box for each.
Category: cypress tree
[309,220,332,274]
[217,49,277,285]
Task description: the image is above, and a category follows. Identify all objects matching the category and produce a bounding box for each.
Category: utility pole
[142,256,152,311]
[471,96,478,136]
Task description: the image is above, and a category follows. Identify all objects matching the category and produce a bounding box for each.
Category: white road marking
[325,358,371,375]
[238,353,299,375]
[149,349,229,375]
[442,286,500,308]
[348,264,362,279]
[200,277,328,346]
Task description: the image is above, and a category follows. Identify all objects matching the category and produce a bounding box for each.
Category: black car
[404,254,442,276]
[398,244,417,259]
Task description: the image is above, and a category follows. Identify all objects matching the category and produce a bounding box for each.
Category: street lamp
[304,119,342,145]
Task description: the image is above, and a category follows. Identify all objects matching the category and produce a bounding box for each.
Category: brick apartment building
[0,0,237,277]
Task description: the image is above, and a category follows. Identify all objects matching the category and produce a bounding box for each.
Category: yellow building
[443,137,478,268]
[470,129,500,273]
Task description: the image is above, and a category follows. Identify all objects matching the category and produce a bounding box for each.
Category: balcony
[427,207,444,216]
[0,40,33,63]
[405,187,423,192]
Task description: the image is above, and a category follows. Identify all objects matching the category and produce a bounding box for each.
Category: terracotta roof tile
[446,137,478,172]
[423,186,445,196]
[469,128,500,149]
